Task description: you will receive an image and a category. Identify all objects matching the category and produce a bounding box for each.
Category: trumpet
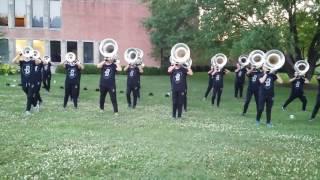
[99,38,119,64]
[170,43,192,68]
[212,53,227,69]
[248,50,265,68]
[263,49,285,72]
[65,52,78,65]
[238,55,249,67]
[294,60,309,76]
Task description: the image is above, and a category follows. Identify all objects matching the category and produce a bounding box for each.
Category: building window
[32,0,44,27]
[50,0,61,28]
[33,40,45,56]
[84,42,94,63]
[0,0,8,26]
[15,0,26,27]
[0,39,9,63]
[15,39,28,54]
[50,41,61,62]
[67,41,77,56]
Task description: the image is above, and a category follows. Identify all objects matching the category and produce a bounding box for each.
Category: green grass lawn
[0,73,320,179]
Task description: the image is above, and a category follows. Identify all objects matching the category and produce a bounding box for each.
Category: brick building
[0,0,159,67]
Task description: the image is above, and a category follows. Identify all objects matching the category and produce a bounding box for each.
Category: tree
[143,0,320,77]
[198,0,320,78]
[143,0,199,67]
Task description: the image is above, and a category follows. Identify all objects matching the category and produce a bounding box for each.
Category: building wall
[0,0,159,67]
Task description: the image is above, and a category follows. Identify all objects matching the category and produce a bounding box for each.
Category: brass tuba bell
[263,49,285,71]
[248,50,265,68]
[99,38,119,61]
[294,60,309,76]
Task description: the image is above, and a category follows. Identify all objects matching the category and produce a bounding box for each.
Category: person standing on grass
[282,72,309,111]
[203,66,215,100]
[211,66,230,107]
[310,75,320,121]
[61,57,84,109]
[256,68,283,127]
[42,57,52,92]
[168,63,193,119]
[242,65,262,116]
[124,63,143,109]
[234,62,247,98]
[32,58,44,111]
[12,52,41,115]
[97,57,122,115]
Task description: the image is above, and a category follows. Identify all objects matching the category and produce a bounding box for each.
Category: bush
[0,63,18,75]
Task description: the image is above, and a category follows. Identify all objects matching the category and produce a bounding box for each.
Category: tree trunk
[306,24,320,79]
[283,54,295,78]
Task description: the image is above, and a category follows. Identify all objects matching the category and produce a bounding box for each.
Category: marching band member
[242,65,262,115]
[282,72,309,111]
[12,48,41,115]
[168,63,193,118]
[61,53,84,109]
[203,66,214,100]
[97,57,122,114]
[310,75,320,120]
[42,56,52,92]
[234,62,247,98]
[256,68,283,127]
[32,54,43,110]
[124,63,143,108]
[211,66,229,107]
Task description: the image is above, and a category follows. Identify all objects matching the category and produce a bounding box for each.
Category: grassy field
[0,73,320,179]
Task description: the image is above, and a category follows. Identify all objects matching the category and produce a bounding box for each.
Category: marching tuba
[99,38,119,64]
[43,55,51,64]
[248,50,265,68]
[21,46,34,60]
[238,55,249,67]
[32,50,41,60]
[170,43,192,68]
[124,48,139,65]
[65,52,78,65]
[212,53,227,70]
[294,60,309,76]
[263,49,285,71]
[135,48,145,67]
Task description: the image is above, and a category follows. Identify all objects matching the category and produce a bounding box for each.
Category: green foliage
[143,0,320,72]
[143,0,199,61]
[0,63,18,75]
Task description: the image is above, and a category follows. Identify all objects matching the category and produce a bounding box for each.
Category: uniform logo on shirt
[44,65,48,71]
[103,68,111,79]
[252,75,257,82]
[35,66,39,72]
[129,70,135,77]
[69,68,77,79]
[215,74,220,81]
[174,72,182,84]
[24,65,31,76]
[238,71,242,77]
[295,81,301,88]
[265,78,271,89]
